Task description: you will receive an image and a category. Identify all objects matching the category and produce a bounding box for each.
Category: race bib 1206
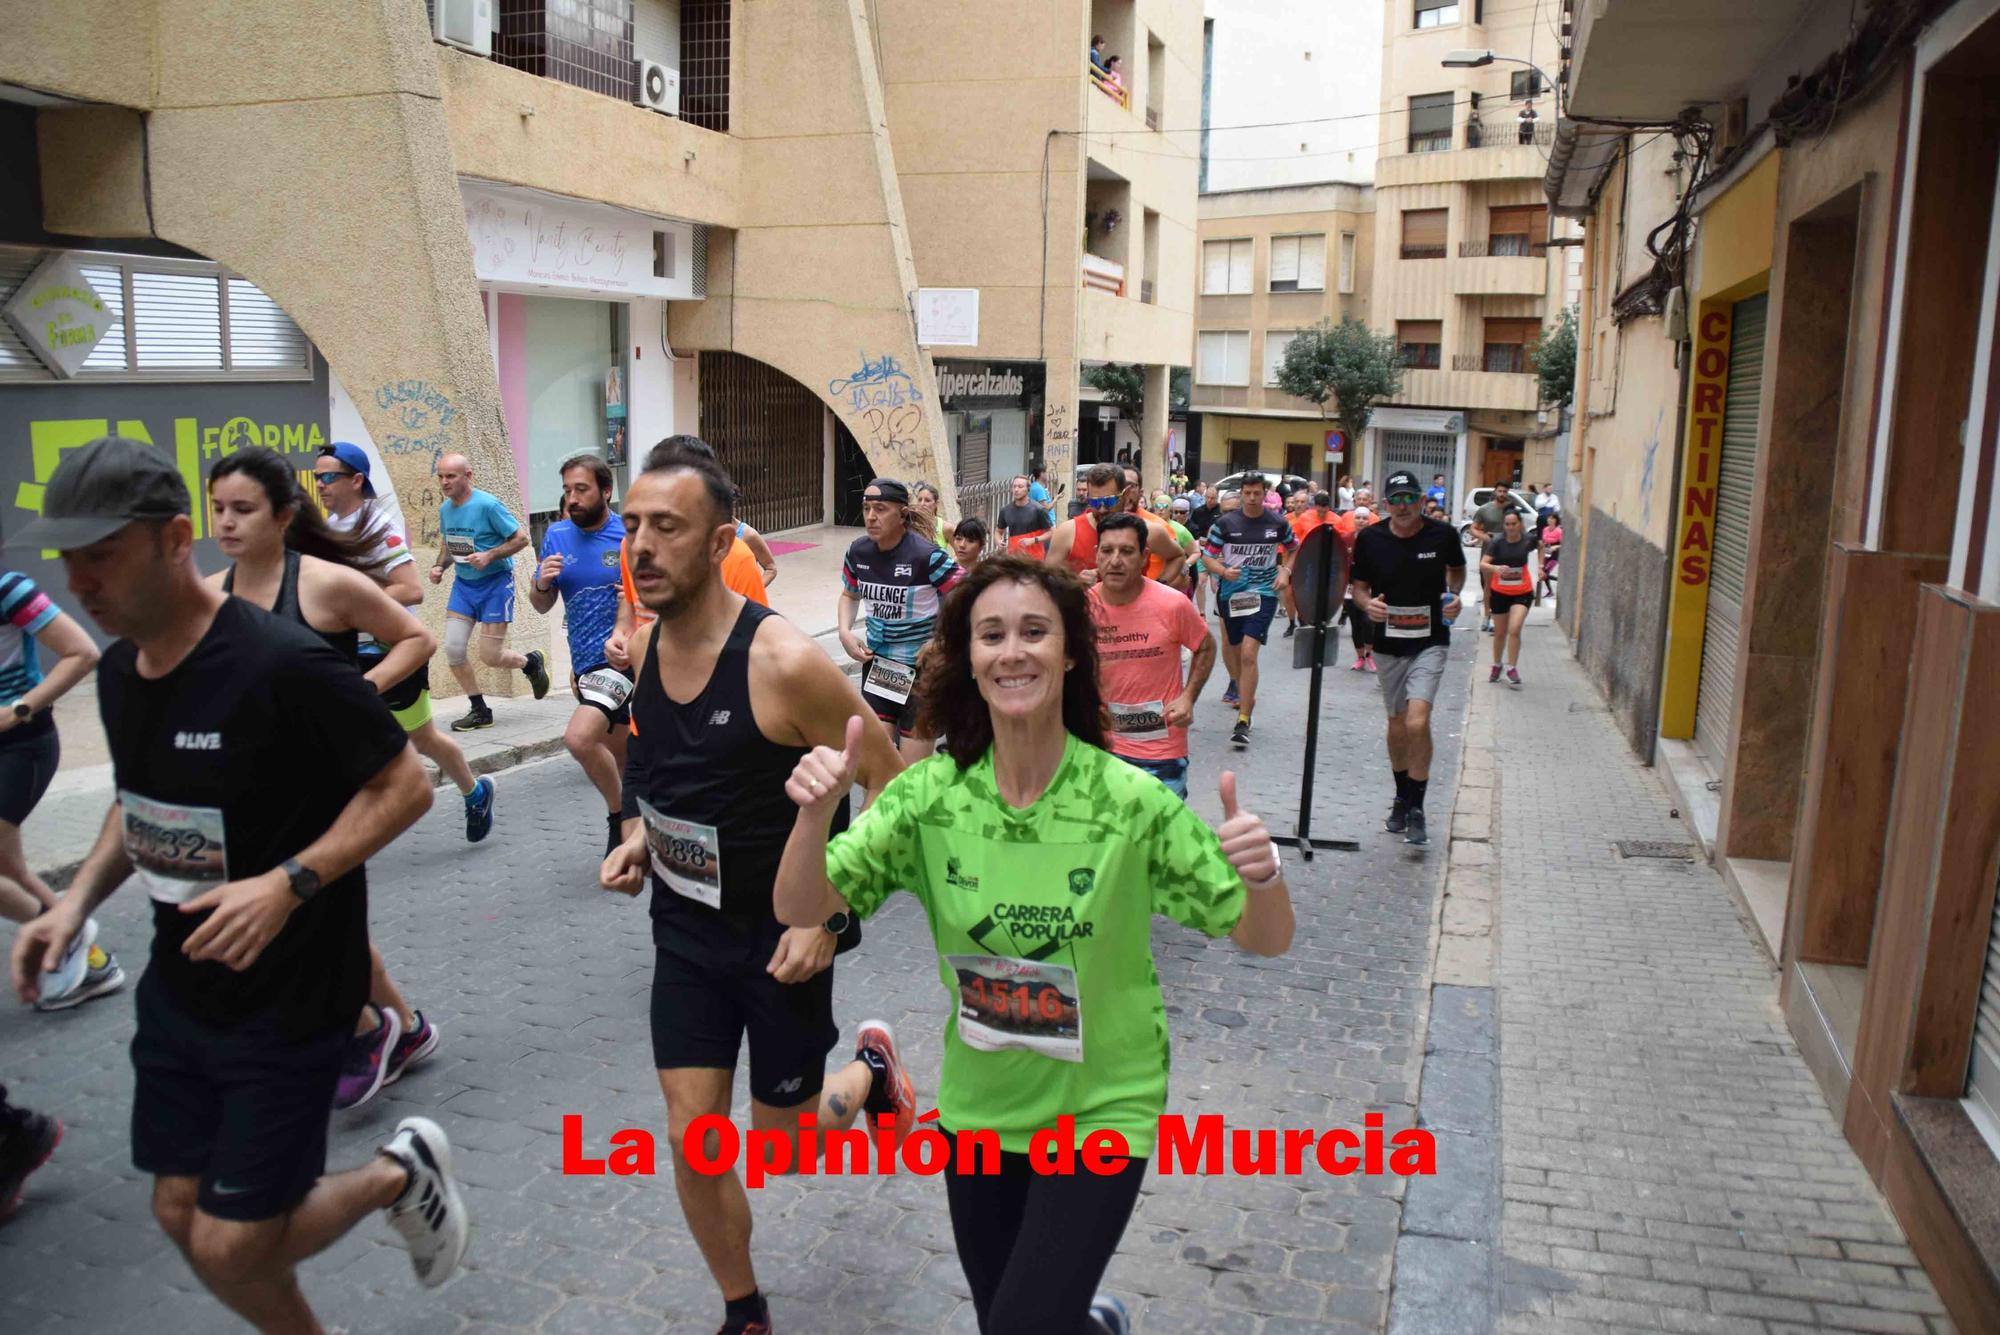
[636,797,722,909]
[1384,603,1433,639]
[1107,698,1168,741]
[120,789,228,905]
[946,953,1084,1063]
[864,656,916,706]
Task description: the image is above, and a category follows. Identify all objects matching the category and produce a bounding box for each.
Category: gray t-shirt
[1472,500,1511,534]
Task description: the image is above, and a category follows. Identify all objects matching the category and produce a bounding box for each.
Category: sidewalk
[24,526,867,883]
[1421,611,1950,1333]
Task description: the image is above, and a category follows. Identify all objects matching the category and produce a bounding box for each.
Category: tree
[1082,362,1144,418]
[1273,317,1406,446]
[1535,305,1579,409]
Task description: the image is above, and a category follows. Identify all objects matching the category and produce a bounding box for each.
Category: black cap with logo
[1383,470,1423,502]
[864,478,911,504]
[9,436,191,551]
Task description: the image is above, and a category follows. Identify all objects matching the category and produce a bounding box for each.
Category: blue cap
[317,441,376,497]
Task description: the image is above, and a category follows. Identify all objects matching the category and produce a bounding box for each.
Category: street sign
[1324,428,1346,461]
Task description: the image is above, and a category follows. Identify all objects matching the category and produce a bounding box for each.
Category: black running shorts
[359,643,428,714]
[0,718,59,825]
[1487,590,1535,616]
[649,899,839,1106]
[571,663,635,729]
[129,972,348,1222]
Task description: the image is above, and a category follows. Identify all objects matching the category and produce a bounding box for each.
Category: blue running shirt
[539,513,626,670]
[841,531,961,665]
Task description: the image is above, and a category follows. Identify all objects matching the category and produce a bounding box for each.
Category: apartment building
[1188,182,1374,482]
[1361,0,1575,511]
[0,0,1197,670]
[1545,1,2000,1324]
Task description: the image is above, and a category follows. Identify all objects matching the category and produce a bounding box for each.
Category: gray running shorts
[1377,644,1449,717]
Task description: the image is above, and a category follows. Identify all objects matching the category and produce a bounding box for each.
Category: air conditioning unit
[636,59,680,116]
[433,0,493,57]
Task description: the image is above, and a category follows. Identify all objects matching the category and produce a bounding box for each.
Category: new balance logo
[771,1076,804,1095]
[174,731,222,750]
[708,710,732,726]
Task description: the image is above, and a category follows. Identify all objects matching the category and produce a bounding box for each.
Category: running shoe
[334,1008,403,1112]
[1507,667,1522,688]
[465,776,495,843]
[1404,808,1430,846]
[381,1116,469,1289]
[0,1108,60,1223]
[1231,715,1250,749]
[717,1302,772,1335]
[1283,621,1296,638]
[523,650,551,700]
[1350,655,1367,671]
[1384,799,1409,834]
[856,1019,917,1140]
[1364,654,1378,673]
[35,916,96,1006]
[450,705,493,732]
[1221,680,1239,707]
[1489,663,1503,683]
[386,1012,440,1087]
[1089,1294,1132,1335]
[37,951,125,1012]
[1482,621,1494,634]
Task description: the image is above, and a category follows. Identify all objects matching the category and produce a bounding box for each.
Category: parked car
[1457,487,1540,546]
[1216,470,1314,501]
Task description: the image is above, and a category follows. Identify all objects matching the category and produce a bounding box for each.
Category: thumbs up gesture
[1217,771,1281,888]
[787,714,865,817]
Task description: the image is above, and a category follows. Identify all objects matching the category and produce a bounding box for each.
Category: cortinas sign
[3,253,109,378]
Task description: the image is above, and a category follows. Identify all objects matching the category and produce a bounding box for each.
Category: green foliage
[1081,363,1193,415]
[1273,317,1406,442]
[1535,305,1579,409]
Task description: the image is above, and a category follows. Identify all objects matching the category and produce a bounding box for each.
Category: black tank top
[223,551,361,664]
[628,601,840,927]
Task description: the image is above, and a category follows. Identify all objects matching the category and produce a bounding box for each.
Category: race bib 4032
[120,790,228,905]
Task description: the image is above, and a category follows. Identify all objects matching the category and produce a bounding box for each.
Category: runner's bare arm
[9,804,131,1001]
[382,560,424,607]
[1348,576,1389,621]
[20,608,98,713]
[773,715,866,929]
[323,563,437,691]
[1149,524,1187,586]
[1044,520,1074,566]
[757,621,904,805]
[835,589,872,662]
[606,595,636,670]
[740,526,778,585]
[1215,773,1294,957]
[1182,628,1218,704]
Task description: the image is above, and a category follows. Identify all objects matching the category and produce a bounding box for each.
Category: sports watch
[11,701,31,722]
[822,910,852,937]
[280,857,323,904]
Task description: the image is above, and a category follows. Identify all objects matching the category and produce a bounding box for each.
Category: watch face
[825,912,851,934]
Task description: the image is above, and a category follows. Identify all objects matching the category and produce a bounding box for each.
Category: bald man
[426,452,550,731]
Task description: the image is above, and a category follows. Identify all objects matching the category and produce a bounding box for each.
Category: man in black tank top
[599,439,914,1335]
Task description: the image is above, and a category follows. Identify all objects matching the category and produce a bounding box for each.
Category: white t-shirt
[1534,492,1559,514]
[327,502,416,573]
[1337,486,1355,511]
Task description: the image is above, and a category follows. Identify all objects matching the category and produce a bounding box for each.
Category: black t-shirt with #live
[1351,517,1467,656]
[100,598,406,1036]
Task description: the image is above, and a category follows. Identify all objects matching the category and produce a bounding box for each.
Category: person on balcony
[1101,55,1125,103]
[1517,106,1538,144]
[1089,34,1107,72]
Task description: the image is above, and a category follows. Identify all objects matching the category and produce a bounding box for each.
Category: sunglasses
[1085,495,1119,510]
[313,471,355,486]
[1386,493,1421,505]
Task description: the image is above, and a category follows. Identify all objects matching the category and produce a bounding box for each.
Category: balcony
[1082,253,1126,297]
[1568,0,1822,120]
[1452,243,1549,297]
[1397,366,1541,412]
[1090,65,1131,112]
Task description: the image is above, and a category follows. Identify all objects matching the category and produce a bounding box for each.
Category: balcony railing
[1082,253,1126,296]
[1090,65,1131,110]
[1465,112,1555,149]
[1453,351,1538,373]
[1458,238,1549,258]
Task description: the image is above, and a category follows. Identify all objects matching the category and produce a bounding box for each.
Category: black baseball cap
[1384,470,1422,502]
[10,436,190,551]
[864,478,911,504]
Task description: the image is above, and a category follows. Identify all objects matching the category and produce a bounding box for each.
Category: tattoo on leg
[827,1093,850,1120]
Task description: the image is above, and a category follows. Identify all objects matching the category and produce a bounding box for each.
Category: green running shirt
[826,733,1246,1156]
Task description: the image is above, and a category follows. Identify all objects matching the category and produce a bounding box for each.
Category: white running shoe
[380,1116,469,1288]
[37,917,98,1006]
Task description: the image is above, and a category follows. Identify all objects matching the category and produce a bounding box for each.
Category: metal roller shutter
[1381,430,1456,496]
[1694,292,1765,758]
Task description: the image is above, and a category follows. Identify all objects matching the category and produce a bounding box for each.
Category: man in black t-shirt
[1350,470,1466,848]
[8,438,470,1327]
[996,474,1054,557]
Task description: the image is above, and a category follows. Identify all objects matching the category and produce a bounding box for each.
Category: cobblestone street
[0,619,1470,1334]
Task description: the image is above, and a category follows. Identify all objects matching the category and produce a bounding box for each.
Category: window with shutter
[1298,236,1326,291]
[1488,205,1549,257]
[1264,330,1298,386]
[1397,320,1442,370]
[1269,237,1300,289]
[1510,69,1544,99]
[1482,317,1541,373]
[1402,209,1448,259]
[1228,239,1252,294]
[1198,331,1250,385]
[1202,239,1252,294]
[1338,232,1357,293]
[1414,0,1460,29]
[1409,93,1454,152]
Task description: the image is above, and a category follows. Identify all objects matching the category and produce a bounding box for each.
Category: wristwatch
[280,857,323,904]
[11,701,31,722]
[822,910,852,937]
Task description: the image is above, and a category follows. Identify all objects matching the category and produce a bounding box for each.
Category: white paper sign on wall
[3,253,110,378]
[916,288,980,347]
[462,182,697,300]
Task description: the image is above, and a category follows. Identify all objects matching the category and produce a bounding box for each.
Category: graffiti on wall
[831,353,928,472]
[374,379,457,465]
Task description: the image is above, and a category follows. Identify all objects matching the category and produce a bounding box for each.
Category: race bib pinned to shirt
[636,797,722,909]
[1384,603,1433,639]
[1228,590,1264,618]
[446,535,477,565]
[119,790,228,905]
[946,953,1084,1063]
[577,667,634,711]
[1107,699,1169,741]
[864,656,916,706]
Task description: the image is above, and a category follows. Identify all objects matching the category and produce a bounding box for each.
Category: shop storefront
[933,359,1044,488]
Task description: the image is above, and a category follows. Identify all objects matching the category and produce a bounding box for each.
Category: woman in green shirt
[776,556,1294,1334]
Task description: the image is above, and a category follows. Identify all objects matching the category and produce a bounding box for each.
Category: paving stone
[1386,1234,1490,1335]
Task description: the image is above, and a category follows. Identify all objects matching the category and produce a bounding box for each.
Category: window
[1264,330,1299,386]
[1487,204,1549,257]
[1229,439,1260,471]
[1286,443,1314,479]
[1401,208,1448,260]
[1338,232,1357,293]
[1483,317,1541,373]
[1414,0,1460,28]
[1268,235,1326,292]
[1197,331,1250,385]
[1408,93,1454,153]
[1202,239,1253,295]
[1510,69,1544,100]
[1397,320,1442,370]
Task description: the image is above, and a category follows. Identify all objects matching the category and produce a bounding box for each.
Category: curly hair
[915,555,1106,768]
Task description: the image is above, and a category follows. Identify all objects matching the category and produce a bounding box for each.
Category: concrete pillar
[1140,363,1169,495]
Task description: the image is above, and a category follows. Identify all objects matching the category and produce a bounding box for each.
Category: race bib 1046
[946,953,1083,1063]
[636,797,722,909]
[120,790,227,905]
[1107,698,1168,741]
[1384,603,1433,639]
[577,667,634,711]
[865,656,916,706]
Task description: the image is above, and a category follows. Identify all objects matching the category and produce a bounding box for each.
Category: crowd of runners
[0,429,1551,1334]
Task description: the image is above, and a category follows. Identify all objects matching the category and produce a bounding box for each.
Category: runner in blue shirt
[1426,474,1448,511]
[1200,474,1297,750]
[528,453,631,857]
[837,479,961,749]
[426,452,550,731]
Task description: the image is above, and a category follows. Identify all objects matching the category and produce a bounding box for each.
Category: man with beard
[528,453,631,857]
[1044,464,1186,589]
[601,441,915,1335]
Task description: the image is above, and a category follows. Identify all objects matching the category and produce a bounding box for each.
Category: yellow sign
[1659,304,1733,738]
